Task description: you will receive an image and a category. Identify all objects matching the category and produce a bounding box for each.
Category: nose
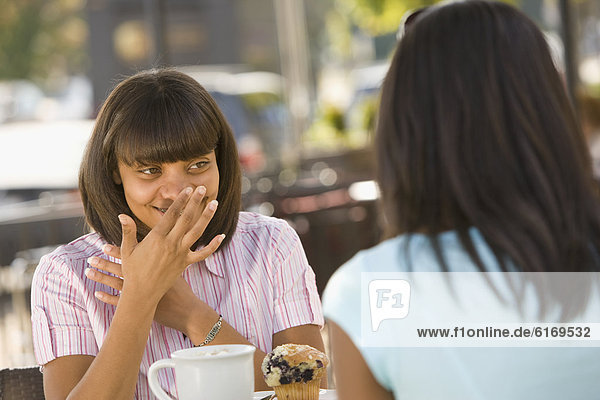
[157,170,195,200]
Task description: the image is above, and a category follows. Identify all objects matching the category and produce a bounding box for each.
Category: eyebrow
[129,152,214,166]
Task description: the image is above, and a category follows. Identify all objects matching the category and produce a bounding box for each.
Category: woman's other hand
[87,250,210,336]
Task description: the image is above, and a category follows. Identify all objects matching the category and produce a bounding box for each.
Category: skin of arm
[328,320,393,400]
[41,186,224,399]
[43,289,160,399]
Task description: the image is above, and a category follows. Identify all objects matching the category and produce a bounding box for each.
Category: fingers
[177,186,207,233]
[85,264,123,291]
[93,291,120,307]
[86,254,122,307]
[181,199,218,247]
[88,256,123,277]
[119,214,138,256]
[152,187,194,236]
[188,233,226,264]
[173,186,215,246]
[102,244,121,259]
[85,268,123,291]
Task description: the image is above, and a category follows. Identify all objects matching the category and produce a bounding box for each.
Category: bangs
[112,91,220,166]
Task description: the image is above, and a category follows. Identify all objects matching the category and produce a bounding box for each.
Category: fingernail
[196,186,206,196]
[118,214,127,224]
[87,257,98,266]
[94,291,103,299]
[219,234,226,241]
[85,268,95,278]
[208,200,218,211]
[103,244,113,253]
[184,187,193,195]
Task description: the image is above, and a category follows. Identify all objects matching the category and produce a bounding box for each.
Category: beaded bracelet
[194,315,223,347]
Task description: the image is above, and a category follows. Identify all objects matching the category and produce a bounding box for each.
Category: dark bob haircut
[376,0,600,273]
[79,68,241,247]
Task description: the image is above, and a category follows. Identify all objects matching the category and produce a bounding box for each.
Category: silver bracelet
[195,315,223,347]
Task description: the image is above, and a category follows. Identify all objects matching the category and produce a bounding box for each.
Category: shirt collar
[202,252,225,278]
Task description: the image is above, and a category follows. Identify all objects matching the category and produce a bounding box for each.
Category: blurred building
[87,0,281,111]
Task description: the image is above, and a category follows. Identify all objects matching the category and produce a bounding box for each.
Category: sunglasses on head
[397,7,430,40]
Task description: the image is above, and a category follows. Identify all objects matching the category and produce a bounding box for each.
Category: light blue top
[322,229,600,399]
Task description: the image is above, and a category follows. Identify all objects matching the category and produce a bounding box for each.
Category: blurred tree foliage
[335,0,517,36]
[0,0,87,84]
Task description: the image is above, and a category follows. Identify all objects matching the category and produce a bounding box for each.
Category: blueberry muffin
[261,344,328,399]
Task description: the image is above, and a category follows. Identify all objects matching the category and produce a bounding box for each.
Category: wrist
[115,290,159,322]
[120,282,162,307]
[185,307,220,345]
[193,315,223,347]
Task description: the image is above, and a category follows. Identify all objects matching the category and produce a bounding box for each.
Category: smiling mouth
[154,206,169,214]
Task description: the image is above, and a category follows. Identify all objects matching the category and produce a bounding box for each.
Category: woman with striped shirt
[31,68,325,399]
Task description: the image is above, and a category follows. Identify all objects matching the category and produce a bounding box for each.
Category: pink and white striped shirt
[31,212,324,399]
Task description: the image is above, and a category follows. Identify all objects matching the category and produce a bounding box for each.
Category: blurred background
[1,0,599,368]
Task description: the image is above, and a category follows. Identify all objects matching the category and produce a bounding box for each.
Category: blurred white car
[0,119,94,194]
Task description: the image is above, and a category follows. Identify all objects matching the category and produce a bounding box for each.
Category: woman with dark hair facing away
[31,69,325,399]
[323,1,600,399]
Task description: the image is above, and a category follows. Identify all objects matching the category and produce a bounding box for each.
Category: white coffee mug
[148,344,256,400]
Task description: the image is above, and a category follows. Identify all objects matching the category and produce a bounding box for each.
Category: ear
[112,170,122,185]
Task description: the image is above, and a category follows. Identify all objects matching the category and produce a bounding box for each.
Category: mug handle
[148,359,176,400]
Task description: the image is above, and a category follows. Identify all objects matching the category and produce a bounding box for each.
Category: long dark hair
[376,0,600,273]
[79,68,241,247]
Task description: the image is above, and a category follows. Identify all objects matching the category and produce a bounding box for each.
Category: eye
[139,166,161,175]
[189,160,209,170]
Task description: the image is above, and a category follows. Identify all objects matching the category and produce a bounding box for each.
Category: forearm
[67,292,158,400]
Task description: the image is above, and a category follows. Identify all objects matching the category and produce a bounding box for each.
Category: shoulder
[322,237,404,320]
[212,212,307,276]
[328,228,497,275]
[322,234,429,327]
[230,212,300,250]
[328,235,407,281]
[235,211,294,235]
[34,232,106,278]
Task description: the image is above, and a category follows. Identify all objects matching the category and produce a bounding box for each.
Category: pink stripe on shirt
[31,212,324,399]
